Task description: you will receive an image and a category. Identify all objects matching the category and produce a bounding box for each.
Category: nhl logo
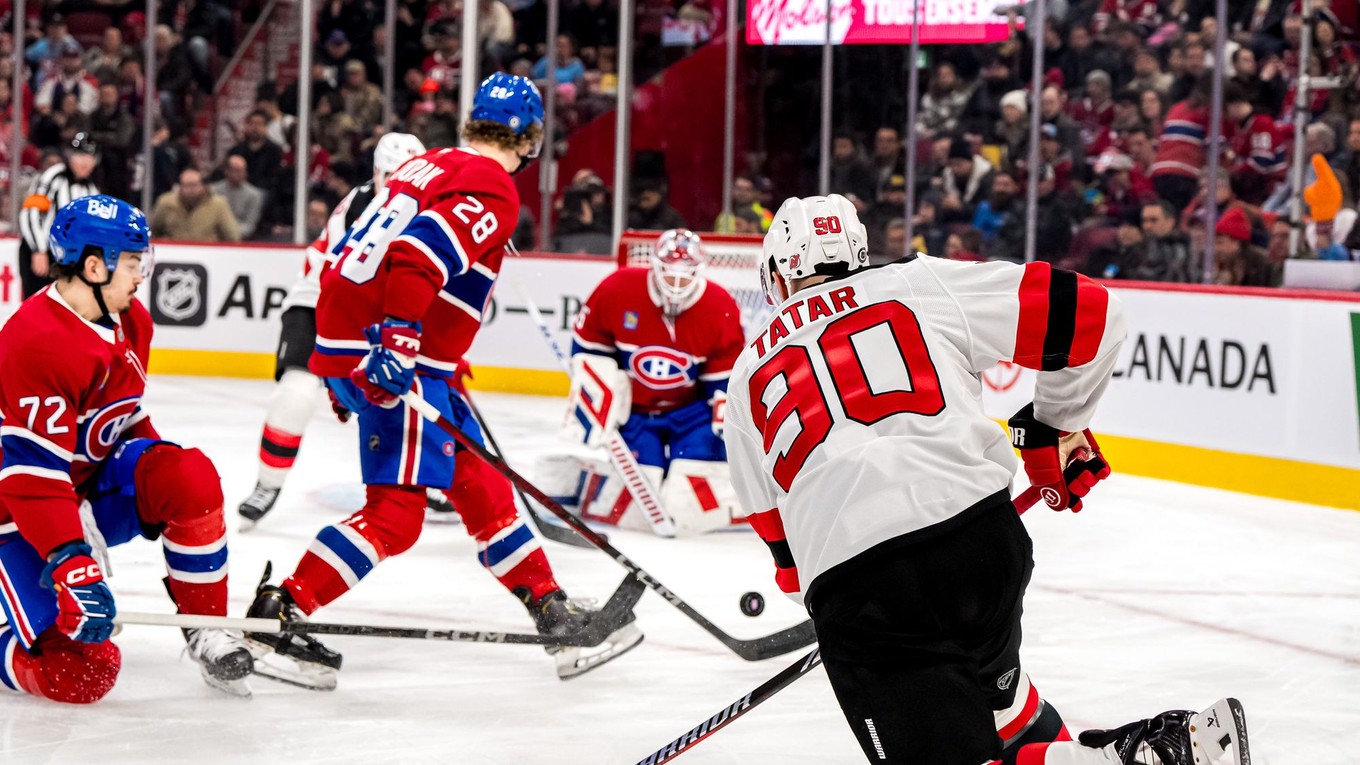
[149,263,208,327]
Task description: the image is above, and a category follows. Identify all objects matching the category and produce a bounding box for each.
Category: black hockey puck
[739,591,765,617]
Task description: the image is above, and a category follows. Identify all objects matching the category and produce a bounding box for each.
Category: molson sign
[746,0,1017,45]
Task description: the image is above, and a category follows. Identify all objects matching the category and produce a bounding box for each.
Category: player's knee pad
[269,369,322,433]
[135,445,225,532]
[450,456,516,540]
[13,630,122,704]
[661,458,742,535]
[995,673,1070,764]
[361,485,426,557]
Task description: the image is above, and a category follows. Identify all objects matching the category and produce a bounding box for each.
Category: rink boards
[0,237,1355,510]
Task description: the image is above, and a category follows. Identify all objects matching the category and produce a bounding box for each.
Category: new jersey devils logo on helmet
[629,346,695,390]
[80,397,142,463]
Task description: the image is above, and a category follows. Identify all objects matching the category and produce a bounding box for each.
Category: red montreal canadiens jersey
[0,288,158,557]
[572,268,745,412]
[310,147,519,379]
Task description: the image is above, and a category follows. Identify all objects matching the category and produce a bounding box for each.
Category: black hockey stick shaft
[460,386,601,548]
[403,392,817,661]
[634,648,824,764]
[122,574,643,647]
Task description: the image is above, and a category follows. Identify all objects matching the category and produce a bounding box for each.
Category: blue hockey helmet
[470,73,544,157]
[50,195,152,273]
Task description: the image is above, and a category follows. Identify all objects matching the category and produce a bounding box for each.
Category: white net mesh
[618,231,772,332]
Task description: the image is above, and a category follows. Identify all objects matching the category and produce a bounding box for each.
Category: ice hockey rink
[0,375,1354,765]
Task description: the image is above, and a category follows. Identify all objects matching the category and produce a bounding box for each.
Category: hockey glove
[452,358,473,398]
[327,387,352,423]
[710,390,728,438]
[41,542,116,643]
[1008,403,1111,512]
[352,319,422,407]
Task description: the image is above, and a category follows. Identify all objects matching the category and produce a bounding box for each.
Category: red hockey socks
[136,446,229,616]
[452,457,560,602]
[285,485,425,613]
[258,425,303,487]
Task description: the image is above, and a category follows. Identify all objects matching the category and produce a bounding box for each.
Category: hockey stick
[402,391,816,661]
[634,648,823,765]
[117,574,644,647]
[513,279,677,537]
[634,490,1048,763]
[460,385,599,549]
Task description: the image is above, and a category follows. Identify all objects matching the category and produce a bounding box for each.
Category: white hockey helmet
[374,132,426,183]
[760,194,869,306]
[649,228,707,316]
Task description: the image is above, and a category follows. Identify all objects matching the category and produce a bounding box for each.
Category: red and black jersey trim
[1014,263,1109,371]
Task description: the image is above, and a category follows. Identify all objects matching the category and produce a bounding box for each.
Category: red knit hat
[1215,208,1251,243]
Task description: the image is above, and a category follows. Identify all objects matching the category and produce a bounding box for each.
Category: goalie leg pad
[453,456,561,602]
[286,485,425,612]
[534,453,594,510]
[662,459,742,535]
[579,462,665,531]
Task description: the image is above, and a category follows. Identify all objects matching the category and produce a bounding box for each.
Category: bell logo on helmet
[87,197,119,220]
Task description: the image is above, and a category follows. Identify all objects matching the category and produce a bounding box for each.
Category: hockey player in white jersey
[237,132,459,528]
[723,194,1251,765]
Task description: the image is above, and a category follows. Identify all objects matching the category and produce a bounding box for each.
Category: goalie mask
[648,229,707,316]
[760,194,869,306]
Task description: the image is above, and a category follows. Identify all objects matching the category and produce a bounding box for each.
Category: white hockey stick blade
[1190,698,1250,765]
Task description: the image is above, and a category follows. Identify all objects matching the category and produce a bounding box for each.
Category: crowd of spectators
[0,0,1357,289]
[829,2,1360,287]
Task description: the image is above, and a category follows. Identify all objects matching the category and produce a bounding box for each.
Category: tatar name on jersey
[0,288,156,549]
[310,148,520,379]
[575,268,743,412]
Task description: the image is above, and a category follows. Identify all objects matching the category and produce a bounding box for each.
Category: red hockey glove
[1008,403,1111,512]
[451,358,473,398]
[41,542,117,643]
[710,390,727,438]
[327,387,352,423]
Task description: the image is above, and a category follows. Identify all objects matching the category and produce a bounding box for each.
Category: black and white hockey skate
[244,569,342,691]
[1079,698,1250,765]
[517,587,644,680]
[185,627,255,698]
[424,487,462,524]
[238,483,281,531]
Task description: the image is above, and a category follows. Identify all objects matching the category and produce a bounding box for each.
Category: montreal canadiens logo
[629,346,695,390]
[82,398,141,463]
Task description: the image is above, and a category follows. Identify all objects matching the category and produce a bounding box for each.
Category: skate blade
[556,625,644,680]
[1190,698,1249,765]
[200,666,252,698]
[245,640,339,692]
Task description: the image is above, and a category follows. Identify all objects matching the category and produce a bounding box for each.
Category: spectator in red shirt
[1069,70,1116,157]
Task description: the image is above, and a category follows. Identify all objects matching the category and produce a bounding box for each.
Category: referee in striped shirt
[19,133,100,298]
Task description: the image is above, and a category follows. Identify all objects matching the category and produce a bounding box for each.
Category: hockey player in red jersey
[236,131,463,530]
[546,230,746,534]
[0,196,255,702]
[244,74,642,687]
[724,194,1251,765]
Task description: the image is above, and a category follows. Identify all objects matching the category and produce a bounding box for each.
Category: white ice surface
[0,376,1356,764]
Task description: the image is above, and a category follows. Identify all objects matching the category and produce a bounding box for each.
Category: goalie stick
[633,488,1047,763]
[460,385,601,549]
[117,575,644,647]
[513,278,677,537]
[402,391,817,662]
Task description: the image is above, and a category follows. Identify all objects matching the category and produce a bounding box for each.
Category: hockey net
[617,230,771,332]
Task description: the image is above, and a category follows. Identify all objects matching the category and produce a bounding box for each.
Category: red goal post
[616,230,771,332]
